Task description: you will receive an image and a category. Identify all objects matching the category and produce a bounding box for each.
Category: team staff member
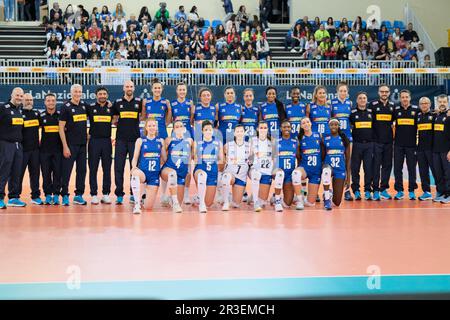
[87,87,113,205]
[59,84,89,206]
[416,97,436,201]
[112,80,145,205]
[370,84,395,200]
[349,92,374,201]
[393,90,418,200]
[0,88,25,209]
[18,93,42,205]
[432,94,450,203]
[39,93,62,205]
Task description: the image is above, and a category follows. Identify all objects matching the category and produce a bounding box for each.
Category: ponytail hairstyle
[266,86,287,120]
[151,77,162,87]
[198,87,213,105]
[233,124,245,142]
[256,120,270,140]
[312,85,328,105]
[329,118,350,148]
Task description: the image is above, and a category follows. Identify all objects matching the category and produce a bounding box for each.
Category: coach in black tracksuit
[416,97,436,200]
[0,88,24,209]
[369,85,395,198]
[349,92,374,198]
[87,87,113,203]
[393,90,418,200]
[19,93,41,203]
[59,84,88,205]
[112,80,145,204]
[40,93,62,204]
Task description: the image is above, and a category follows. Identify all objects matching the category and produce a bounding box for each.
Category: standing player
[240,88,259,139]
[87,87,113,205]
[331,82,353,200]
[130,118,167,214]
[285,86,307,137]
[112,80,145,205]
[432,94,450,203]
[221,124,251,211]
[416,97,435,201]
[297,117,324,207]
[260,86,286,138]
[39,93,62,205]
[0,88,24,209]
[392,90,418,200]
[249,121,275,212]
[307,85,331,136]
[170,82,195,204]
[19,93,42,205]
[193,120,224,213]
[370,84,395,200]
[59,84,89,206]
[349,92,374,201]
[272,120,304,212]
[160,120,193,213]
[192,87,217,139]
[323,119,351,210]
[217,87,242,145]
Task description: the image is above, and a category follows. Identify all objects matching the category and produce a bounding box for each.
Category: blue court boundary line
[1,275,450,299]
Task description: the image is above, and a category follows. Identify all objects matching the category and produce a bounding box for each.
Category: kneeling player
[160,120,193,213]
[130,118,167,214]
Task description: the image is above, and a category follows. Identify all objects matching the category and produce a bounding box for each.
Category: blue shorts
[282,169,294,184]
[143,170,160,186]
[235,177,246,187]
[161,164,187,185]
[260,174,272,185]
[304,167,321,185]
[332,168,346,180]
[194,165,218,186]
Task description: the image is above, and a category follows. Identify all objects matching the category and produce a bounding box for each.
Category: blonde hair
[312,85,327,104]
[143,117,158,137]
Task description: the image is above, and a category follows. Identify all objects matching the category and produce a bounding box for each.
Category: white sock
[197,171,207,206]
[324,190,331,200]
[131,176,141,206]
[171,194,179,205]
[222,174,232,205]
[160,180,167,198]
[184,186,190,198]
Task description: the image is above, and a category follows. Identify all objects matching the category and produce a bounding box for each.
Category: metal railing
[0,59,446,87]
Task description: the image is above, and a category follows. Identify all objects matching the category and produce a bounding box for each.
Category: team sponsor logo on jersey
[418,123,432,131]
[120,111,138,119]
[23,119,40,127]
[73,114,87,122]
[221,115,239,121]
[12,117,24,125]
[278,151,294,156]
[333,113,349,118]
[44,125,59,133]
[241,118,256,123]
[434,124,445,131]
[303,149,320,155]
[355,121,372,129]
[326,149,344,155]
[376,114,392,121]
[397,119,414,126]
[93,115,111,122]
[264,114,278,119]
[143,152,159,158]
[288,116,303,122]
[312,117,329,122]
[201,154,217,160]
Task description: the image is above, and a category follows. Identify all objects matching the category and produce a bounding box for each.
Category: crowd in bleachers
[44,2,272,65]
[285,16,431,65]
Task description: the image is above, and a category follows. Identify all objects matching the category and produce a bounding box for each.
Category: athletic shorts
[304,167,321,185]
[224,163,249,185]
[194,165,218,186]
[161,164,187,185]
[282,169,294,184]
[143,170,160,186]
[332,168,346,180]
[260,174,272,185]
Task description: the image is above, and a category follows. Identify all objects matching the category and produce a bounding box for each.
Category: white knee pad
[168,170,177,188]
[221,172,232,187]
[321,165,332,186]
[274,170,285,189]
[197,171,207,186]
[292,168,302,186]
[251,169,262,182]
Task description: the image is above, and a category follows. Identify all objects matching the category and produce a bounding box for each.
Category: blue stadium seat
[203,19,210,28]
[211,19,222,28]
[393,20,405,29]
[362,20,367,29]
[334,21,341,28]
[202,28,207,36]
[347,20,353,28]
[321,20,327,26]
[382,20,392,29]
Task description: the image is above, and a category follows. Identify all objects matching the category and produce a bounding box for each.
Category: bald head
[23,93,34,110]
[11,87,24,106]
[123,80,135,98]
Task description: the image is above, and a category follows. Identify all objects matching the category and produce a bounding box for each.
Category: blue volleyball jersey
[260,102,280,135]
[240,104,259,137]
[310,103,331,136]
[193,103,216,140]
[285,101,307,135]
[165,137,191,178]
[324,134,346,172]
[170,99,193,135]
[299,132,323,174]
[331,98,352,139]
[276,137,298,171]
[195,137,220,174]
[218,102,242,144]
[145,98,168,138]
[138,137,163,173]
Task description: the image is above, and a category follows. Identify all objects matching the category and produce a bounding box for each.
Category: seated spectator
[339,17,349,32]
[374,44,390,60]
[128,32,141,48]
[74,25,88,42]
[112,3,126,19]
[179,46,193,60]
[140,43,153,59]
[88,43,101,59]
[400,42,415,61]
[252,25,266,42]
[114,25,127,41]
[70,43,85,59]
[190,34,204,52]
[103,15,114,31]
[392,27,402,42]
[50,11,63,25]
[227,26,240,44]
[63,21,75,39]
[63,4,75,23]
[167,44,178,59]
[348,45,362,60]
[377,25,389,43]
[89,7,99,24]
[188,6,204,28]
[113,15,127,33]
[290,23,305,52]
[314,24,330,44]
[367,18,380,33]
[204,33,217,52]
[59,47,71,60]
[46,33,61,56]
[154,33,169,52]
[256,37,270,60]
[344,34,355,52]
[153,22,166,38]
[166,28,179,45]
[194,46,204,60]
[385,34,396,53]
[47,22,63,41]
[225,14,239,34]
[216,24,226,39]
[303,35,318,59]
[88,21,101,41]
[420,54,431,67]
[311,17,321,33]
[233,46,245,60]
[127,45,140,60]
[352,16,363,33]
[205,46,217,60]
[325,17,336,39]
[117,42,128,58]
[416,43,428,64]
[403,23,419,42]
[236,5,249,29]
[318,36,332,55]
[299,16,312,30]
[99,5,111,22]
[62,35,74,52]
[324,46,337,60]
[74,5,89,29]
[140,24,150,40]
[153,2,171,30]
[101,25,112,41]
[174,5,187,23]
[138,6,151,24]
[48,49,60,62]
[113,51,125,63]
[395,34,407,49]
[178,23,190,39]
[241,25,252,46]
[190,25,202,40]
[127,14,140,32]
[410,35,421,50]
[78,37,88,54]
[228,35,242,52]
[368,35,379,54]
[333,36,346,59]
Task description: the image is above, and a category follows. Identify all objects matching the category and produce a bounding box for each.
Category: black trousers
[61,144,87,197]
[417,150,435,193]
[393,145,417,192]
[40,151,62,196]
[88,138,112,196]
[351,142,374,193]
[0,141,23,200]
[372,142,393,192]
[114,139,135,197]
[19,148,40,199]
[433,152,450,196]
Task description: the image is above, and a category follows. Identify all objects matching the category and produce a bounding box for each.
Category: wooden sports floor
[1,167,449,299]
